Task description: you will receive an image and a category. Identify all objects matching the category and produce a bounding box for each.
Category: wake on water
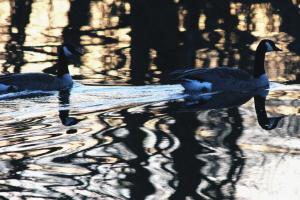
[0,82,298,116]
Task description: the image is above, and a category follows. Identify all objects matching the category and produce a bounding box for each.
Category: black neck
[254,46,266,78]
[254,95,283,130]
[254,95,269,129]
[57,47,69,78]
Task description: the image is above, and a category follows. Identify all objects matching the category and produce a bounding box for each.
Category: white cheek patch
[63,46,73,57]
[265,41,273,52]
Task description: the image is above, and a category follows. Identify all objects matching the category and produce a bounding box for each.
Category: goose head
[261,116,284,130]
[254,40,282,79]
[57,44,84,77]
[257,39,282,53]
[59,110,81,126]
[61,43,84,65]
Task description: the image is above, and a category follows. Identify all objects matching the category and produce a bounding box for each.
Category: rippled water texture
[0,1,299,199]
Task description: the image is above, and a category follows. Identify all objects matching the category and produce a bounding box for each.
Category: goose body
[172,67,268,92]
[0,73,72,91]
[170,40,281,93]
[0,44,82,93]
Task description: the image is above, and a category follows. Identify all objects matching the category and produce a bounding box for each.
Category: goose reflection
[179,88,284,130]
[0,89,81,126]
[58,90,81,126]
[254,94,284,130]
[166,88,283,199]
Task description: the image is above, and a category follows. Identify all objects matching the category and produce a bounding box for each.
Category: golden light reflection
[269,91,300,100]
[250,4,281,37]
[0,152,24,160]
[49,0,70,30]
[198,14,206,30]
[0,1,10,53]
[0,1,10,26]
[195,128,215,138]
[240,143,300,154]
[251,4,271,36]
[25,1,51,45]
[22,54,53,73]
[90,1,119,29]
[178,7,187,32]
[271,105,299,115]
[0,0,298,83]
[20,0,70,73]
[230,2,242,15]
[292,0,300,6]
[27,163,91,175]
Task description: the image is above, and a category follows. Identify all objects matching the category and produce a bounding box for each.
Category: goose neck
[254,49,266,78]
[254,95,269,129]
[57,50,70,78]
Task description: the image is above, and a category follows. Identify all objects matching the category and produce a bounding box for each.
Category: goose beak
[265,116,284,130]
[274,45,282,51]
[69,47,84,66]
[75,47,85,56]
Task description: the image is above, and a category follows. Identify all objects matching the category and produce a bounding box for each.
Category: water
[0,1,300,199]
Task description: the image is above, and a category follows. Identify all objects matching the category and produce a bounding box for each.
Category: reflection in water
[180,89,284,130]
[254,94,284,130]
[0,85,299,199]
[0,0,300,199]
[4,0,32,73]
[0,1,299,83]
[130,1,180,84]
[58,90,81,126]
[164,89,282,199]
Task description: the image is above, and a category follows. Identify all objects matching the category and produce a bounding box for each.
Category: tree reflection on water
[0,0,299,199]
[0,0,299,84]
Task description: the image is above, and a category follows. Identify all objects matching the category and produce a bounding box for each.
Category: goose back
[171,67,252,81]
[0,73,72,91]
[170,67,263,91]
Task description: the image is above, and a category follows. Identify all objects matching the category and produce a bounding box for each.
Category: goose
[0,44,83,92]
[170,39,282,93]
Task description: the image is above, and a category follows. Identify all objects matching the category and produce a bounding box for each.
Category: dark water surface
[0,1,299,199]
